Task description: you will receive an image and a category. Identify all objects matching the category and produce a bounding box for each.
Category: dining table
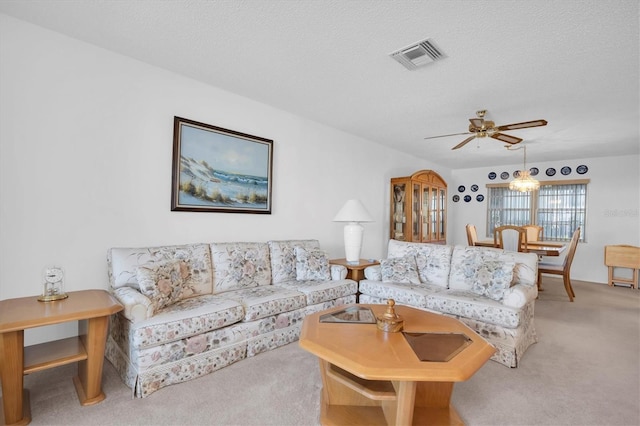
[474,239,567,257]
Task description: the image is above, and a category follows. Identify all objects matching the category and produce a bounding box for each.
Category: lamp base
[343,222,364,264]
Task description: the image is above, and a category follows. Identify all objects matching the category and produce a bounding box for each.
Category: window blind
[486,181,587,241]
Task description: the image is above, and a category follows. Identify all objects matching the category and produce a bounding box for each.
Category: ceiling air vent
[390,38,446,70]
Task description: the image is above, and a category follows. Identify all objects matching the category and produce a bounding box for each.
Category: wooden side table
[329,259,379,302]
[329,258,379,282]
[0,289,123,425]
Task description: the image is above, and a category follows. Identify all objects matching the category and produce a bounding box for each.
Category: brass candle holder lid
[376,299,404,332]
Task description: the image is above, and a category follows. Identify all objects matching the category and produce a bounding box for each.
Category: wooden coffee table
[299,304,495,426]
[0,290,123,425]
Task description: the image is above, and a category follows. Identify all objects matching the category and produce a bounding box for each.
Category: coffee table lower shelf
[320,361,463,426]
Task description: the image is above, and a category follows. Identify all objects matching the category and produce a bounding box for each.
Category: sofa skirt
[105,334,247,397]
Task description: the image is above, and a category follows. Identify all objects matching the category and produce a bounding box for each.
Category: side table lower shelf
[24,336,87,374]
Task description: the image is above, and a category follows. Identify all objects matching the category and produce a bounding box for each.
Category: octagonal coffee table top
[300,303,495,382]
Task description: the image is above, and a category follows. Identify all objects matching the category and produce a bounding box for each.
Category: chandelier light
[509,145,540,192]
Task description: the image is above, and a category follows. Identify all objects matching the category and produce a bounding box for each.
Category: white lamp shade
[333,199,374,223]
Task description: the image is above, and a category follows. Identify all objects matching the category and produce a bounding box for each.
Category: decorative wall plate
[576,164,588,174]
[488,172,496,180]
[458,185,466,192]
[529,167,539,176]
[464,195,472,202]
[546,168,556,176]
[470,184,479,192]
[561,166,571,175]
[452,195,460,202]
[500,172,509,180]
[476,194,484,202]
[513,170,521,178]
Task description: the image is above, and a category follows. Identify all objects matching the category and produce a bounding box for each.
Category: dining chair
[522,225,543,242]
[466,224,478,246]
[494,225,528,252]
[537,227,581,302]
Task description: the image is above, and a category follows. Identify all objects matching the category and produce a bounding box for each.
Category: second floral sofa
[105,239,356,397]
[359,239,539,367]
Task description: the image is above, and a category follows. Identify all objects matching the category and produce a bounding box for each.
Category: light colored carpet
[10,277,640,426]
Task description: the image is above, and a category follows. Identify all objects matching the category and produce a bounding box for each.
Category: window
[487,180,588,241]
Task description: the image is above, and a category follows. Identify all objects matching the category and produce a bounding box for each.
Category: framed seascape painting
[171,117,273,213]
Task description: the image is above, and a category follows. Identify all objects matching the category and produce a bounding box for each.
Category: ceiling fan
[424,110,548,150]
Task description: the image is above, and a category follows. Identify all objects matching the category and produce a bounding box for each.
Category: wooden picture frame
[171,116,273,213]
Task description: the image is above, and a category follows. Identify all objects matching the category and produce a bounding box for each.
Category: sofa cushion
[510,251,539,287]
[219,286,307,321]
[386,240,452,287]
[268,240,321,283]
[380,255,421,284]
[137,260,190,312]
[387,239,421,258]
[414,244,453,287]
[275,279,358,305]
[294,247,330,281]
[425,290,525,329]
[118,295,246,350]
[210,242,272,293]
[470,260,516,301]
[358,279,444,307]
[449,245,519,291]
[108,244,213,297]
[131,322,248,370]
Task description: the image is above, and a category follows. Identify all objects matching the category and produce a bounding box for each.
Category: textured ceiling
[1,0,638,169]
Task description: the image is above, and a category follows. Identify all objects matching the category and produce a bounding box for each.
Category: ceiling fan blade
[424,131,472,140]
[491,133,522,144]
[452,135,476,150]
[495,119,548,131]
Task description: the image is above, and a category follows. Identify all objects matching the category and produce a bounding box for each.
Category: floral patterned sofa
[359,239,539,367]
[105,239,356,397]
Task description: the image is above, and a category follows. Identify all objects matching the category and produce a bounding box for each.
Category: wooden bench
[605,245,640,289]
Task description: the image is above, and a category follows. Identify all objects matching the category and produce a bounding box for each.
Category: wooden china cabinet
[390,170,447,244]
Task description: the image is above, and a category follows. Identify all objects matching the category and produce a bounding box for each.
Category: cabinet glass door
[430,187,437,240]
[412,183,421,241]
[392,183,406,240]
[439,188,446,240]
[419,184,428,241]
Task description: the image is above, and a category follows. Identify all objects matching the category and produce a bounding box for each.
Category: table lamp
[333,199,374,264]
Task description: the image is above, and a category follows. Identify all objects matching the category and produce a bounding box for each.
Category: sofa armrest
[502,283,538,308]
[331,264,347,280]
[364,265,382,281]
[112,286,154,322]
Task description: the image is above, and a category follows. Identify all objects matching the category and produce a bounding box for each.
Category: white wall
[0,15,449,344]
[450,155,640,283]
